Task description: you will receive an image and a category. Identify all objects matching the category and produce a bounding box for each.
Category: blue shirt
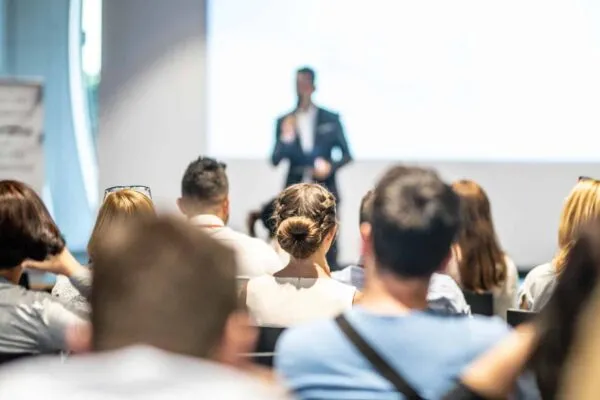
[332,267,471,315]
[275,307,528,399]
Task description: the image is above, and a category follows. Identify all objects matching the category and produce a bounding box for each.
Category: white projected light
[207,0,600,161]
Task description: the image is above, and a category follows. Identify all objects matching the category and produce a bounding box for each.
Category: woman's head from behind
[0,180,65,270]
[452,179,506,291]
[88,189,155,262]
[274,183,337,260]
[556,178,600,273]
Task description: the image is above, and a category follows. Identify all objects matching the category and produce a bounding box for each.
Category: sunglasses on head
[578,176,600,182]
[104,185,152,200]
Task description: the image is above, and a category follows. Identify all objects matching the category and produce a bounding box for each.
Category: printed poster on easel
[0,79,44,194]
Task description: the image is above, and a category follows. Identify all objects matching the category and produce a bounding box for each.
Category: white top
[490,256,519,319]
[448,254,519,320]
[331,264,365,289]
[296,105,317,153]
[0,345,286,399]
[518,262,556,311]
[246,276,356,326]
[332,266,470,315]
[190,215,284,277]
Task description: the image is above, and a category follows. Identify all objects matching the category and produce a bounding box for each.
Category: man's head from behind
[367,166,461,279]
[91,216,253,364]
[178,156,229,222]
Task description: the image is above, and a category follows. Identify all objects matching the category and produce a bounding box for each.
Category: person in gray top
[0,180,91,356]
[332,190,470,315]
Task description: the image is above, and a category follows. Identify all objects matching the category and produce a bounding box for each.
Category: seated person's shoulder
[459,315,511,353]
[519,262,555,307]
[524,262,554,281]
[0,357,70,396]
[7,283,54,305]
[275,318,340,367]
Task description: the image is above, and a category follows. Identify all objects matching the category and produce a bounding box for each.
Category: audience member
[275,166,534,399]
[242,183,358,326]
[558,274,600,400]
[0,216,286,399]
[0,180,90,356]
[178,156,283,277]
[527,221,600,399]
[519,177,600,310]
[449,180,518,319]
[333,190,470,315]
[52,189,155,311]
[443,220,600,400]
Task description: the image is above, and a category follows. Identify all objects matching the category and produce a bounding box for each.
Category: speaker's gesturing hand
[313,157,332,180]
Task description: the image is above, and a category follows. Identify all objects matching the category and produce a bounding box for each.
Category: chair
[507,309,536,327]
[251,326,286,367]
[18,272,30,290]
[462,290,494,316]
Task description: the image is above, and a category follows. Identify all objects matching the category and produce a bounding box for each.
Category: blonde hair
[555,179,600,273]
[88,189,155,262]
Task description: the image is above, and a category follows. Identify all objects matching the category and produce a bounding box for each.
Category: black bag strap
[335,314,424,400]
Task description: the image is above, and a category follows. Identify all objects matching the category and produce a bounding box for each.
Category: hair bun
[277,216,321,259]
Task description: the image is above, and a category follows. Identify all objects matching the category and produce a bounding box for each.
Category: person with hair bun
[242,183,358,327]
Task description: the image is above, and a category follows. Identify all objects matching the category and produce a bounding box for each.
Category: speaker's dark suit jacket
[270,107,352,202]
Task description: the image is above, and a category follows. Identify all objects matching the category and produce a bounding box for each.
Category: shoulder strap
[335,314,424,400]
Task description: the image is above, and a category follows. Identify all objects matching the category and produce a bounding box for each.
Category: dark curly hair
[274,183,337,259]
[0,180,65,269]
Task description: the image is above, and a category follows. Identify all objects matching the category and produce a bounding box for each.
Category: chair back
[252,325,286,367]
[462,290,494,316]
[507,309,536,327]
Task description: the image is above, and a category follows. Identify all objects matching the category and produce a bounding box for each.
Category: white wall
[0,0,6,74]
[99,0,206,209]
[99,0,600,268]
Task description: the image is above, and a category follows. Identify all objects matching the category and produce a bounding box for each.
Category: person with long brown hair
[52,189,155,309]
[519,177,600,310]
[450,180,518,319]
[242,183,358,327]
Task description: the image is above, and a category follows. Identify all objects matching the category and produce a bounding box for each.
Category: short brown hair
[274,183,337,259]
[91,216,238,358]
[372,166,460,278]
[181,156,228,206]
[87,189,155,262]
[0,180,65,268]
